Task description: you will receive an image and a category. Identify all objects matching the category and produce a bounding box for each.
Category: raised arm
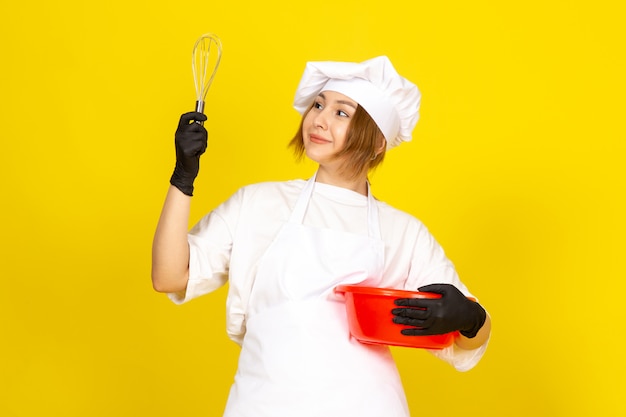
[151,112,208,293]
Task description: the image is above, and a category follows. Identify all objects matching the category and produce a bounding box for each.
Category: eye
[337,110,349,118]
[313,101,323,110]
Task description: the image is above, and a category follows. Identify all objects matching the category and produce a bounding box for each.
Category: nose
[312,108,328,130]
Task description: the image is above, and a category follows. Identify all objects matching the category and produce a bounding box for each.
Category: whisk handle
[195,101,205,125]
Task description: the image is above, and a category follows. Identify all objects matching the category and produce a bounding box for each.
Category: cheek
[333,125,349,145]
[302,111,314,130]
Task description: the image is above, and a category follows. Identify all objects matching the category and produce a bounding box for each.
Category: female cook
[152,56,491,417]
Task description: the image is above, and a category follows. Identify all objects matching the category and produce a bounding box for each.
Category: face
[302,90,358,166]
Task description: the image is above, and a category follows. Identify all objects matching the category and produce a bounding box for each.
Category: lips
[309,134,331,144]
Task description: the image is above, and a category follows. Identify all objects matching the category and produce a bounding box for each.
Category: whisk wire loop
[192,33,222,114]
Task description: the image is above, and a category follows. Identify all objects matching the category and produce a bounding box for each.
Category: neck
[315,165,368,196]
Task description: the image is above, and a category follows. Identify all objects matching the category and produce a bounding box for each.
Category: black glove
[392,283,486,338]
[169,112,208,196]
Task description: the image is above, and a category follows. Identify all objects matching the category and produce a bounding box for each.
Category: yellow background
[1,0,624,416]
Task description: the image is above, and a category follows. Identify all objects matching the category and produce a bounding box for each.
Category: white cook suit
[169,176,488,416]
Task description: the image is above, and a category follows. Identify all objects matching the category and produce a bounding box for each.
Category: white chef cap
[293,56,421,150]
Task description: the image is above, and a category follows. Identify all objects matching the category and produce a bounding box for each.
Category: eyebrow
[319,92,357,109]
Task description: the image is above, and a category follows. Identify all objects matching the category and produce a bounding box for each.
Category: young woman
[152,56,491,417]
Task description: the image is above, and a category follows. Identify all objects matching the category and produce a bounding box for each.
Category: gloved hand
[169,112,208,196]
[392,283,487,338]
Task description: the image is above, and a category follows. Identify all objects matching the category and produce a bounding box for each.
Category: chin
[304,149,322,164]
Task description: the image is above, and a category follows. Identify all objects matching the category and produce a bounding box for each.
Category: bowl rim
[334,284,441,299]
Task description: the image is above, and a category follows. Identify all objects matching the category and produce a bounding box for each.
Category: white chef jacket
[169,179,488,371]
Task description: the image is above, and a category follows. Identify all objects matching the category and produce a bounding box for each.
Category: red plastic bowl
[334,284,458,349]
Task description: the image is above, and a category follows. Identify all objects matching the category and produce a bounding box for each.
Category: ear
[374,135,387,157]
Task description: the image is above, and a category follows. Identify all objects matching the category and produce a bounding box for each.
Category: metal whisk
[192,33,222,116]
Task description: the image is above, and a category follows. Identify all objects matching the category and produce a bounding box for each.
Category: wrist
[170,172,195,196]
[459,302,487,338]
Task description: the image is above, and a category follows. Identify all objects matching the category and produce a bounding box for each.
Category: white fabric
[169,179,488,372]
[292,56,421,149]
[222,174,409,417]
